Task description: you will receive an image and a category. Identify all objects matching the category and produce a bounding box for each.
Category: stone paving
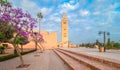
[62,47,120,61]
[0,50,70,70]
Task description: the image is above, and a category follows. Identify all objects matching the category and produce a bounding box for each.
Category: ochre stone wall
[5,31,58,50]
[24,31,58,49]
[41,31,57,49]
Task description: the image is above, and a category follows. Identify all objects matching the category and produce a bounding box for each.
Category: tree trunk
[21,45,23,53]
[34,37,38,50]
[13,48,17,54]
[35,41,37,50]
[37,43,42,50]
[38,42,44,51]
[13,34,24,67]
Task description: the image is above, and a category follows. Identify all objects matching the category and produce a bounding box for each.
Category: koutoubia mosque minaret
[61,13,68,48]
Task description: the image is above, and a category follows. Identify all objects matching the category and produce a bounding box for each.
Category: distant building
[69,43,77,48]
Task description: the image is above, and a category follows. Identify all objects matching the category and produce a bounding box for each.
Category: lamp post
[99,31,110,52]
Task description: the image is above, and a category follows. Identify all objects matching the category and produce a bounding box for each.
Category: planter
[99,47,105,52]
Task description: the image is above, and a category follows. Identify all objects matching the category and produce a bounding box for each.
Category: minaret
[61,13,68,48]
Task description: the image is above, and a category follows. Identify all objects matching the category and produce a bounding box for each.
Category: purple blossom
[1,13,11,22]
[18,31,27,37]
[24,12,31,18]
[0,3,44,42]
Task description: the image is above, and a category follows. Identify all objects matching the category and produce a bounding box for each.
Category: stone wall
[41,31,58,49]
[5,31,58,50]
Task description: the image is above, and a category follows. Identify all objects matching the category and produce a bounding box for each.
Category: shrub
[0,46,5,54]
[2,44,8,48]
[0,49,36,62]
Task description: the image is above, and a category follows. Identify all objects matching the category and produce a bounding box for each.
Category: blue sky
[8,0,120,44]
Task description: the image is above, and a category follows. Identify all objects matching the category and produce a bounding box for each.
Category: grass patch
[0,49,36,62]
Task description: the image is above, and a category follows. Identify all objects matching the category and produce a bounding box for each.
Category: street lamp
[99,31,110,51]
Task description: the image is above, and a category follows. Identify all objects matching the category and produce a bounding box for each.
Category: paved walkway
[62,48,120,61]
[0,50,70,70]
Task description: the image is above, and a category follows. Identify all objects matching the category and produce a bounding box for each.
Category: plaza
[0,48,120,70]
[1,0,120,70]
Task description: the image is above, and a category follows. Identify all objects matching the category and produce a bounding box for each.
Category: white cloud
[99,22,109,26]
[61,2,79,10]
[85,26,92,30]
[21,0,41,17]
[45,29,55,32]
[41,23,55,28]
[70,19,85,24]
[58,2,79,14]
[96,0,104,2]
[48,14,61,23]
[75,28,81,31]
[70,0,75,4]
[21,0,36,8]
[49,23,55,27]
[79,10,90,16]
[55,18,61,23]
[67,13,77,19]
[50,17,61,23]
[93,11,100,15]
[42,0,58,3]
[40,7,53,16]
[52,13,59,16]
[42,0,50,3]
[20,0,53,17]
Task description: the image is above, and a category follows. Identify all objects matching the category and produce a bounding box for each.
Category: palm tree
[37,12,43,33]
[0,0,8,6]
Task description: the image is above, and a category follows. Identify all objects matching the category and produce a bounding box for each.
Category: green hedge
[0,49,36,62]
[0,46,5,54]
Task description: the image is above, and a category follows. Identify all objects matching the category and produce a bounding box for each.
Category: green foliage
[0,46,5,54]
[0,0,9,6]
[0,49,36,62]
[37,12,43,19]
[0,23,15,42]
[2,44,8,48]
[80,40,120,50]
[105,38,120,49]
[14,35,28,45]
[0,32,5,42]
[0,46,5,50]
[79,43,94,48]
[112,43,120,49]
[0,53,18,61]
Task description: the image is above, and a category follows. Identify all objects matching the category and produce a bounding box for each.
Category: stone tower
[61,13,68,48]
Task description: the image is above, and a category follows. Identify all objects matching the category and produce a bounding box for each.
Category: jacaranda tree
[0,3,44,67]
[14,35,29,53]
[31,32,44,52]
